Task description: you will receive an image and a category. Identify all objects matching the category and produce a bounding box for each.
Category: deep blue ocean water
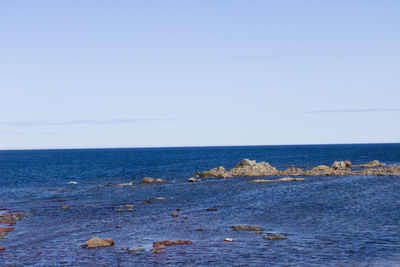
[1,144,400,266]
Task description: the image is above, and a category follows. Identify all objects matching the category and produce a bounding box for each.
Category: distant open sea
[1,143,400,266]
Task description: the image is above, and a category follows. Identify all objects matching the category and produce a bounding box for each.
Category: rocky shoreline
[195,159,400,178]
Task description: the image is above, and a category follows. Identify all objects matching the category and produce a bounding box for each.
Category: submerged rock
[152,240,192,253]
[82,237,114,248]
[229,159,278,177]
[263,233,287,240]
[199,166,232,178]
[230,225,263,231]
[248,177,305,183]
[128,248,145,253]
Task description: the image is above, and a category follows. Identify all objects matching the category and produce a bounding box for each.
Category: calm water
[1,144,400,266]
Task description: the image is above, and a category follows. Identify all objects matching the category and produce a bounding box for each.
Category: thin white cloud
[305,108,400,114]
[0,118,176,127]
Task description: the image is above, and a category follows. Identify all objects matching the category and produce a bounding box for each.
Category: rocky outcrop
[230,225,263,231]
[152,240,192,253]
[82,237,114,248]
[142,177,164,183]
[196,159,398,178]
[358,160,386,168]
[229,159,278,177]
[199,166,232,178]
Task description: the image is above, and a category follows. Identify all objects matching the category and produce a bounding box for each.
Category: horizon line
[0,141,399,152]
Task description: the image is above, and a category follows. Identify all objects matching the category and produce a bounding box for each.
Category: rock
[0,227,14,236]
[128,248,145,253]
[142,177,164,183]
[206,208,218,211]
[62,206,69,210]
[125,205,135,208]
[248,177,304,183]
[187,177,200,182]
[0,246,5,250]
[279,167,304,176]
[199,166,232,178]
[196,228,204,231]
[142,177,156,183]
[152,240,192,253]
[229,159,278,177]
[154,197,166,201]
[172,212,179,217]
[230,225,263,231]
[331,161,348,170]
[248,231,263,235]
[304,165,335,176]
[116,208,124,212]
[355,165,400,176]
[263,233,287,240]
[125,208,134,212]
[248,179,279,183]
[82,237,114,248]
[359,160,386,168]
[224,238,233,242]
[0,213,25,225]
[278,177,305,182]
[344,160,352,167]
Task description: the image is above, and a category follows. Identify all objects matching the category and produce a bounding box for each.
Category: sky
[0,0,399,149]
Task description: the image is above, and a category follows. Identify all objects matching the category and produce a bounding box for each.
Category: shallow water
[1,144,400,266]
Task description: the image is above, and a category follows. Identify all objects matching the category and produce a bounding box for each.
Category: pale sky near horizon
[0,1,399,149]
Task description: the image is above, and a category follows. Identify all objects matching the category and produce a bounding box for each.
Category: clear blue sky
[1,1,399,149]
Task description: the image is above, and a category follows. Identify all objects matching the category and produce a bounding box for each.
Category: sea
[1,143,400,266]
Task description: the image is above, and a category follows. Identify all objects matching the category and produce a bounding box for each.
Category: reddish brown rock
[152,240,192,253]
[0,214,24,225]
[171,212,179,217]
[0,246,5,251]
[82,237,115,248]
[0,227,14,236]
